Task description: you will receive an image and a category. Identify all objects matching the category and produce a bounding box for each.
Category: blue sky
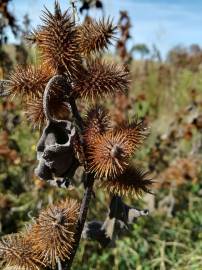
[7,0,202,57]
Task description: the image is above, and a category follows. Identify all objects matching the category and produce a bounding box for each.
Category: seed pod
[29,199,79,268]
[101,165,153,198]
[0,233,44,270]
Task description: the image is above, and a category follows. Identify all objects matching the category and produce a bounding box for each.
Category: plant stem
[69,96,84,131]
[63,173,94,270]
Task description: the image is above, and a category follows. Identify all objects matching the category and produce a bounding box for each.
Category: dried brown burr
[29,199,79,268]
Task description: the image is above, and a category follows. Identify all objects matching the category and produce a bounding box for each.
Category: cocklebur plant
[0,1,153,269]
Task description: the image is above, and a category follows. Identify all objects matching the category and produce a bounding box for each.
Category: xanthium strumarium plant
[0,1,153,269]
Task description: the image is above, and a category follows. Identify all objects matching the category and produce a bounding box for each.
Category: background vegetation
[0,1,202,269]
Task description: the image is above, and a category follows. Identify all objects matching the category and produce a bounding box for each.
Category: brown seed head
[83,105,111,143]
[0,233,43,270]
[73,59,129,101]
[101,165,153,197]
[87,129,139,178]
[34,2,81,76]
[118,119,149,148]
[8,65,55,99]
[29,198,79,268]
[77,17,116,56]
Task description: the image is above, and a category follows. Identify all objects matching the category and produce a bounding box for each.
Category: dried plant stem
[63,173,94,270]
[69,96,84,130]
[43,75,58,122]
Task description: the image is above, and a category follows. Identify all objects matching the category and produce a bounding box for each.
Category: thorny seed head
[86,118,148,179]
[77,17,117,56]
[87,129,142,178]
[0,233,44,270]
[73,59,129,101]
[32,1,82,76]
[101,165,153,197]
[83,105,111,143]
[118,119,149,147]
[29,198,79,268]
[8,65,55,99]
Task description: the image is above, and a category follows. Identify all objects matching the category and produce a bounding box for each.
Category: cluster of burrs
[0,1,153,269]
[0,199,79,269]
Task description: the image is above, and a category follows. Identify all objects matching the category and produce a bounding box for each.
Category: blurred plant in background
[79,0,103,15]
[0,0,30,77]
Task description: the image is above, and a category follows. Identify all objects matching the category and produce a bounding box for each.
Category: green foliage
[73,182,202,270]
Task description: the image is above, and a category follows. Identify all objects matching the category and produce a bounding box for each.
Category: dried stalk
[63,96,95,269]
[63,173,94,270]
